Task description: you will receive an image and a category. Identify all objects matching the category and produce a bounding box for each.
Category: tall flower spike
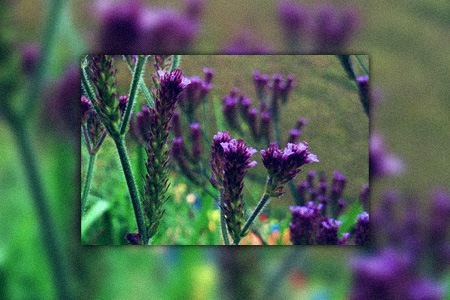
[261,142,319,197]
[143,68,185,239]
[218,138,257,244]
[89,55,121,134]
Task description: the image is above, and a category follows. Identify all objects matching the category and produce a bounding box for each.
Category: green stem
[120,55,147,135]
[170,55,181,71]
[10,117,72,299]
[81,153,97,213]
[81,65,97,103]
[218,193,230,245]
[241,193,271,238]
[355,55,369,74]
[113,137,148,244]
[22,0,67,116]
[126,59,154,108]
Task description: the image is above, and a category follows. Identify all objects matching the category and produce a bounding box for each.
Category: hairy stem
[120,55,147,135]
[218,192,230,245]
[114,137,148,244]
[81,153,97,213]
[11,117,72,299]
[241,192,271,238]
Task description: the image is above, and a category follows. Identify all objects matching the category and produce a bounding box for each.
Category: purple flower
[203,67,214,84]
[96,0,143,53]
[129,105,152,144]
[316,217,341,245]
[210,131,232,189]
[222,90,240,129]
[44,64,80,140]
[370,133,405,177]
[277,0,310,51]
[287,128,301,144]
[214,136,257,243]
[178,75,212,117]
[172,136,185,159]
[359,184,369,210]
[280,74,295,104]
[81,96,92,125]
[221,30,273,54]
[289,205,318,245]
[20,43,40,76]
[296,117,308,129]
[184,0,205,21]
[137,9,199,54]
[261,142,318,196]
[171,111,182,137]
[247,108,259,139]
[356,74,369,115]
[313,5,360,53]
[253,70,270,101]
[355,212,370,246]
[118,95,128,116]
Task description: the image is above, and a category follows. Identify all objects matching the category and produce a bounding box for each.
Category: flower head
[210,131,232,188]
[355,212,370,246]
[261,142,318,196]
[289,205,320,245]
[216,137,257,243]
[316,217,341,245]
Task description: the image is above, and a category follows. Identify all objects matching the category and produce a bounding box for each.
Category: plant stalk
[81,153,97,213]
[241,193,271,238]
[218,192,230,245]
[11,117,72,299]
[114,137,148,244]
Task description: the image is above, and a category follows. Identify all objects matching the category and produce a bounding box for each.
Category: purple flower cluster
[261,142,318,197]
[177,68,213,121]
[350,249,444,300]
[277,1,360,53]
[289,202,344,245]
[350,189,450,298]
[293,170,370,245]
[221,29,273,54]
[95,0,201,54]
[210,132,257,243]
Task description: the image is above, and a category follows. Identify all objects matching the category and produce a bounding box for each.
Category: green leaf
[338,201,363,236]
[81,196,111,240]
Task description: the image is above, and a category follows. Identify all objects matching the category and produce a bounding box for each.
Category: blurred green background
[1,0,450,299]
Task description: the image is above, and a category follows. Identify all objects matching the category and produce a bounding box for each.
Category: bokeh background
[1,0,449,299]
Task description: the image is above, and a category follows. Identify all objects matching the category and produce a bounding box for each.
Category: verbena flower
[178,74,212,119]
[354,212,370,246]
[316,217,341,245]
[210,131,232,189]
[217,137,257,243]
[129,104,151,145]
[356,74,369,115]
[277,0,310,51]
[221,30,272,54]
[253,70,269,101]
[261,142,318,197]
[289,205,319,245]
[143,68,185,239]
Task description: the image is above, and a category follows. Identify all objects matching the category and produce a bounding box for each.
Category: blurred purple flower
[253,70,270,101]
[277,0,310,51]
[184,0,205,21]
[20,43,40,76]
[356,74,369,115]
[370,133,405,177]
[95,0,200,54]
[190,123,202,161]
[178,75,212,118]
[222,89,240,129]
[313,5,360,53]
[221,30,273,54]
